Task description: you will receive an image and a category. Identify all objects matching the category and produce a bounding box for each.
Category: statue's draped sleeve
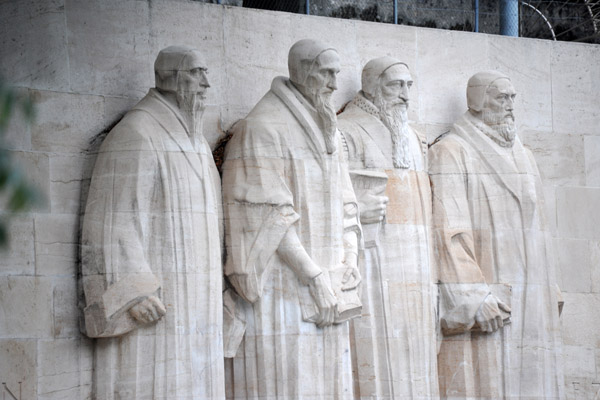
[429,135,490,335]
[222,118,300,304]
[81,114,161,338]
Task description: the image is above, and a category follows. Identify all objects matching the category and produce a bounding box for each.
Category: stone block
[0,216,35,276]
[558,238,591,293]
[561,292,600,348]
[520,131,585,187]
[551,41,600,136]
[66,0,153,98]
[37,338,93,399]
[10,150,50,212]
[52,276,80,339]
[149,2,226,108]
[49,154,90,215]
[0,0,69,91]
[34,214,79,276]
[415,29,489,125]
[31,90,105,153]
[563,345,596,379]
[0,276,54,338]
[584,135,600,187]
[557,187,600,240]
[0,339,37,399]
[489,36,553,132]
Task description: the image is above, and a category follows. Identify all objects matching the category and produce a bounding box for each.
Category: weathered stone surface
[37,338,93,400]
[551,42,600,136]
[52,277,79,339]
[558,238,591,293]
[0,0,69,91]
[561,292,600,347]
[31,90,105,153]
[557,187,600,240]
[0,339,37,399]
[34,214,78,276]
[66,0,152,98]
[0,217,35,276]
[585,135,600,187]
[520,131,585,187]
[49,154,89,215]
[0,277,54,338]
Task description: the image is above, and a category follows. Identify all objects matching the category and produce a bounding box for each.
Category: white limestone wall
[0,1,599,398]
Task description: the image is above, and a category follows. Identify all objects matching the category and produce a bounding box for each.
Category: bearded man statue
[222,39,361,399]
[81,46,225,399]
[429,70,564,398]
[337,56,439,399]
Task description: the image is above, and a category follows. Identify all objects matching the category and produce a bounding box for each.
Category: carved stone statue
[222,39,361,399]
[429,71,564,398]
[81,46,225,399]
[338,57,439,399]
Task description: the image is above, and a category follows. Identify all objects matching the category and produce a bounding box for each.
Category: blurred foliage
[0,77,38,248]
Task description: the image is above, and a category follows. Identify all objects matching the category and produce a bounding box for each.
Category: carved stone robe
[429,111,564,399]
[81,89,224,399]
[222,77,359,399]
[338,95,439,399]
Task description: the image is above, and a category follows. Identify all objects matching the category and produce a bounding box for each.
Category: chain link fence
[197,0,600,44]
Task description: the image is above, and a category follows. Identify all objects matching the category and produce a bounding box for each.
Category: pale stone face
[305,49,340,98]
[379,64,413,108]
[482,78,516,126]
[178,67,210,98]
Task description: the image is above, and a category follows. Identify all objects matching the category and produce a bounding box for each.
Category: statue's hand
[358,193,389,224]
[308,273,338,328]
[341,261,361,292]
[475,294,511,333]
[129,295,167,325]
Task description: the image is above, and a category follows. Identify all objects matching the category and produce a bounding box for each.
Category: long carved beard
[482,109,516,146]
[176,90,205,137]
[374,92,411,169]
[310,89,337,154]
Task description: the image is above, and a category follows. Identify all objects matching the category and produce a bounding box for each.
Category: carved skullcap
[361,56,409,98]
[288,39,338,86]
[467,70,511,112]
[154,45,205,73]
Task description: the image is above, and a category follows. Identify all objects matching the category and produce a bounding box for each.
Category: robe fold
[223,76,359,399]
[82,89,225,399]
[338,96,439,400]
[429,111,564,399]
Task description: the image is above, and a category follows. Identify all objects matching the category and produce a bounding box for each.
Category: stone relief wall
[1,0,599,398]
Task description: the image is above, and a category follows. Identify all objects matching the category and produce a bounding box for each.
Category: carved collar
[351,92,380,118]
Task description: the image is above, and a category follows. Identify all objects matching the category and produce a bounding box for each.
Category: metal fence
[198,0,600,44]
